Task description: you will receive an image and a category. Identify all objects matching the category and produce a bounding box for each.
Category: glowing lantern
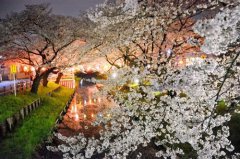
[23,66,29,72]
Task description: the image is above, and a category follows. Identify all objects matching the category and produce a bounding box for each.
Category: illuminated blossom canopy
[46,0,240,158]
[194,5,240,55]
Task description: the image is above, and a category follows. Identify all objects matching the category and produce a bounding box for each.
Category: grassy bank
[0,84,73,159]
[37,82,59,95]
[0,94,38,123]
[0,82,59,123]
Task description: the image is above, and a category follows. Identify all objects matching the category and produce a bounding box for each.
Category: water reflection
[56,80,113,137]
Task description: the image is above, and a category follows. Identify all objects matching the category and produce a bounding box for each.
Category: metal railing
[0,81,33,96]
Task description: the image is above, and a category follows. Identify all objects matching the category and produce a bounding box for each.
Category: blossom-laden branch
[47,0,240,159]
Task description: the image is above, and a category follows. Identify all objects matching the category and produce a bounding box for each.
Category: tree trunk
[42,70,51,87]
[42,75,48,87]
[42,67,56,87]
[55,72,63,84]
[30,67,56,93]
[30,74,42,94]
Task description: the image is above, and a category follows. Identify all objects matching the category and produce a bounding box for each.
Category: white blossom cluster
[48,54,239,158]
[47,1,240,159]
[87,0,138,28]
[194,5,240,55]
[123,0,139,15]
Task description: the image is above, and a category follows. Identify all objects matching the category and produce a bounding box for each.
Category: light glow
[179,60,184,65]
[98,97,101,103]
[41,67,47,71]
[75,114,79,121]
[89,98,92,105]
[30,67,35,72]
[23,66,29,72]
[134,78,139,84]
[111,72,117,79]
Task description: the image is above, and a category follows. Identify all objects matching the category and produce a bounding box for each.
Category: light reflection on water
[56,82,113,137]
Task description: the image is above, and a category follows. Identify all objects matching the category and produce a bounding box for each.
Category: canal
[57,80,113,137]
[36,80,114,158]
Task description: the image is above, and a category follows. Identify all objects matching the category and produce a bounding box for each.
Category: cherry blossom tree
[0,4,87,93]
[85,0,220,69]
[47,0,240,158]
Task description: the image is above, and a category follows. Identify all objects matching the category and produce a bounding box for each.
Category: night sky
[0,0,105,18]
